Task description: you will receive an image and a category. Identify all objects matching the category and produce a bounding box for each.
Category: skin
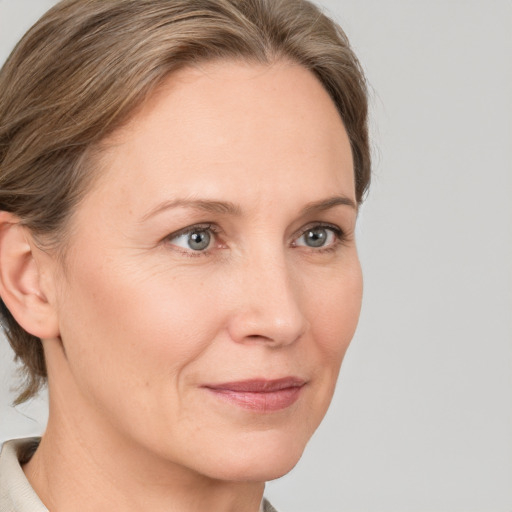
[20,60,363,512]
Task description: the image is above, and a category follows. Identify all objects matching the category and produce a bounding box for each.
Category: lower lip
[205,386,303,412]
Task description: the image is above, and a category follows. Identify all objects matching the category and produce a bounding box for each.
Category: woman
[0,0,370,511]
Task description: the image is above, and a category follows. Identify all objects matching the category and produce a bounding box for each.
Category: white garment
[0,438,278,512]
[0,439,47,512]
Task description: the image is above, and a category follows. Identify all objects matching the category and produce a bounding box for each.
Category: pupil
[306,228,327,247]
[188,230,210,250]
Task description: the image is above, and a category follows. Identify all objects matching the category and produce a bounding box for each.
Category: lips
[203,377,306,412]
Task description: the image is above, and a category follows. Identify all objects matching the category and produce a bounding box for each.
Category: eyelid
[163,223,222,256]
[291,222,344,241]
[162,221,346,256]
[165,223,216,241]
[291,222,345,250]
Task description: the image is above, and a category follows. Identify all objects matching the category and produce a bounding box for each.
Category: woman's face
[46,60,362,481]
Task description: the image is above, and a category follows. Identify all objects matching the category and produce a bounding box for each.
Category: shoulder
[262,497,280,512]
[0,438,48,512]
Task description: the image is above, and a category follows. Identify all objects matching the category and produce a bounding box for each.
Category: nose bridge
[227,241,307,346]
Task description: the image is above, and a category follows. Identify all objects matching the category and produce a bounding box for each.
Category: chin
[191,428,311,483]
[206,451,304,483]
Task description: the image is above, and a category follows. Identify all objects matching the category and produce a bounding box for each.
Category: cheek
[308,259,363,359]
[286,259,362,439]
[56,257,226,403]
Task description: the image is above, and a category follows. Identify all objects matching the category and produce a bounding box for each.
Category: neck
[23,386,265,512]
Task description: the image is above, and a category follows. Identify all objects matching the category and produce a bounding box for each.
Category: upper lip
[203,377,306,393]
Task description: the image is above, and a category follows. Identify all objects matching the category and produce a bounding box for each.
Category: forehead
[82,60,355,218]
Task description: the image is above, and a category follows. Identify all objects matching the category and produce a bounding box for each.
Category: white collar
[0,438,48,512]
[1,438,278,512]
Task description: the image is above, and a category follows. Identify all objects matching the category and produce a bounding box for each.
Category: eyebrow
[141,194,356,222]
[300,195,357,215]
[141,198,242,221]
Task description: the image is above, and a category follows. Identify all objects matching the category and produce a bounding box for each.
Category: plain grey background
[1,1,511,511]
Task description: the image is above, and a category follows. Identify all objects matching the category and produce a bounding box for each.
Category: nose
[226,251,308,347]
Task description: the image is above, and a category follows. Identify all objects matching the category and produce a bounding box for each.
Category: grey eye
[168,228,213,251]
[294,226,337,248]
[187,230,211,251]
[304,227,328,247]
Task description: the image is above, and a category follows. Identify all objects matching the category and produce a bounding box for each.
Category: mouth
[202,377,306,412]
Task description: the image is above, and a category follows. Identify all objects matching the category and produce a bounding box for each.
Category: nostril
[229,320,306,347]
[246,334,273,342]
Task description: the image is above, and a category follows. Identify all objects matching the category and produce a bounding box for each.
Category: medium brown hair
[0,0,370,403]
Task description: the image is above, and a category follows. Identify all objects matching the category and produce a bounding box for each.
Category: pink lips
[203,377,306,412]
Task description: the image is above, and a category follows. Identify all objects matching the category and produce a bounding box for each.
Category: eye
[293,225,341,249]
[166,224,216,252]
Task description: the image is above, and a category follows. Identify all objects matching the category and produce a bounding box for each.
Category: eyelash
[164,222,346,257]
[163,223,221,258]
[292,222,346,254]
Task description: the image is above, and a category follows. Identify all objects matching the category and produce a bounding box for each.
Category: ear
[0,211,60,339]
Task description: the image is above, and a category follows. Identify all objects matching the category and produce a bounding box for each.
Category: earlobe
[0,211,60,339]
